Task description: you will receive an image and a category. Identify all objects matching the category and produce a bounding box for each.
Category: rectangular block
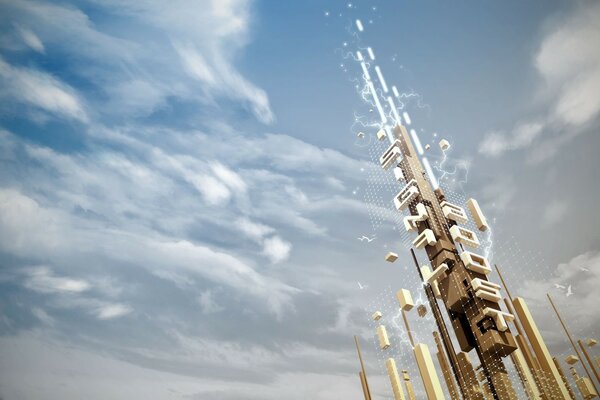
[380,139,401,169]
[377,325,391,350]
[396,289,414,311]
[394,179,419,211]
[460,251,491,275]
[512,297,571,399]
[440,201,468,224]
[587,339,597,347]
[566,355,579,365]
[467,198,489,232]
[386,358,406,400]
[413,343,446,400]
[413,229,436,249]
[449,225,480,248]
[377,128,387,141]
[372,311,383,321]
[385,252,399,262]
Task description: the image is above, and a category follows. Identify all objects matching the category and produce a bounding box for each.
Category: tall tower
[383,124,518,399]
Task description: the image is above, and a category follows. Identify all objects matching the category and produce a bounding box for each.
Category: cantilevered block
[460,251,491,275]
[449,225,480,248]
[471,278,502,303]
[483,307,514,332]
[587,339,597,347]
[396,289,414,311]
[439,139,450,151]
[377,325,391,350]
[372,311,383,321]
[386,358,406,400]
[385,252,399,262]
[440,201,468,224]
[377,128,387,141]
[413,343,445,400]
[380,140,402,170]
[393,166,404,182]
[394,179,419,211]
[403,203,428,232]
[413,229,436,249]
[566,355,579,365]
[467,198,489,232]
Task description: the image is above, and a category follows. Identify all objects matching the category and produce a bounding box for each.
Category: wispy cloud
[0,57,87,122]
[478,2,600,162]
[23,266,90,294]
[96,303,132,320]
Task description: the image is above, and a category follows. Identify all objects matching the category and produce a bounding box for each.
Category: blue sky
[0,1,599,399]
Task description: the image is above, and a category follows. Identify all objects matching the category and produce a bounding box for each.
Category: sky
[0,0,599,399]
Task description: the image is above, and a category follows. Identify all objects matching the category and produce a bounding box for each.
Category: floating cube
[566,354,579,365]
[377,325,391,350]
[377,129,387,141]
[385,252,398,262]
[417,304,427,317]
[396,288,414,311]
[439,139,450,151]
[587,338,597,347]
[372,311,382,321]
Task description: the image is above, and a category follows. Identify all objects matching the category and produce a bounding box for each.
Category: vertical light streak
[356,19,364,32]
[360,62,371,81]
[410,128,424,155]
[367,47,375,60]
[403,112,412,125]
[357,51,364,61]
[367,80,387,124]
[387,96,401,125]
[375,66,389,93]
[392,86,400,98]
[422,157,439,189]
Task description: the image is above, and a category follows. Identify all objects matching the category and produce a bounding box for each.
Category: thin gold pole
[578,339,600,385]
[547,293,599,394]
[355,335,372,400]
[401,310,415,348]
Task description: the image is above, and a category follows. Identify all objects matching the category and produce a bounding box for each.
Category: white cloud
[96,304,132,320]
[262,236,292,264]
[0,57,87,122]
[479,121,544,157]
[536,3,600,127]
[174,42,274,124]
[236,217,274,242]
[478,2,600,160]
[24,266,91,294]
[15,25,44,53]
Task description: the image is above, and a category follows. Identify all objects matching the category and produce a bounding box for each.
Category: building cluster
[354,125,599,400]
